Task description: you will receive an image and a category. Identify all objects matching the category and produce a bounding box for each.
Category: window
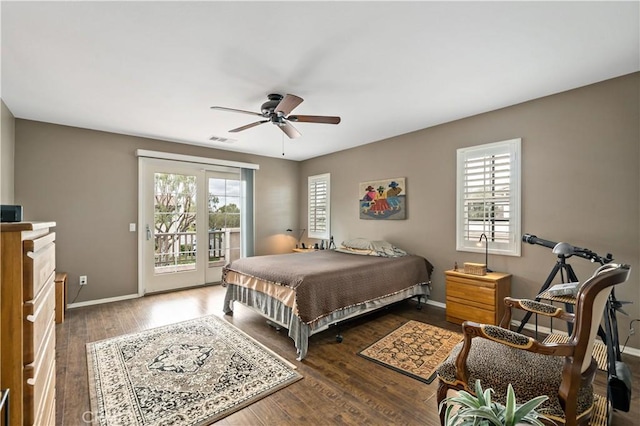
[456,138,521,256]
[308,173,330,239]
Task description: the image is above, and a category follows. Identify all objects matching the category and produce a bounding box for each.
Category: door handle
[146,224,152,241]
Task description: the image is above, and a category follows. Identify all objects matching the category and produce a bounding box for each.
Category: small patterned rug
[86,315,302,425]
[358,320,463,384]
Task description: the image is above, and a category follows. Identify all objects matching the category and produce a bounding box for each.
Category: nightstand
[292,248,316,253]
[445,269,511,325]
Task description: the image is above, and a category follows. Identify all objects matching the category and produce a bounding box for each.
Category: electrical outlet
[79,275,88,286]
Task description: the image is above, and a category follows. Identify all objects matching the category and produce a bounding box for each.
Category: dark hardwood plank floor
[56,284,639,425]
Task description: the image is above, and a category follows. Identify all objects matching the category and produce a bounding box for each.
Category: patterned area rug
[358,320,463,384]
[86,315,302,425]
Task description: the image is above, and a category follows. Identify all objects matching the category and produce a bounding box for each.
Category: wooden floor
[56,284,640,425]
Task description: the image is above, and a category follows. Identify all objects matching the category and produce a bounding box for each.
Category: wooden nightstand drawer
[446,280,495,306]
[446,302,496,325]
[445,269,511,326]
[447,274,496,289]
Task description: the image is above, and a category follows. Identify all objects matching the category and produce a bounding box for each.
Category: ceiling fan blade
[275,94,303,116]
[211,106,263,117]
[279,121,301,139]
[229,120,268,133]
[288,115,341,125]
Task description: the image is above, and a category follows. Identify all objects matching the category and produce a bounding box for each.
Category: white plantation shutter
[456,139,521,256]
[308,173,330,239]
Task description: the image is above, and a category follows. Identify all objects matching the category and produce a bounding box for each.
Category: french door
[139,157,242,294]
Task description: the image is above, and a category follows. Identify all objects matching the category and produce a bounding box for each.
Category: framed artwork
[359,177,406,220]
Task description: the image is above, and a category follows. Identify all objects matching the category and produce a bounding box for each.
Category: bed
[222,247,433,360]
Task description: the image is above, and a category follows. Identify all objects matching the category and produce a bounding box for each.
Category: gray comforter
[222,250,433,324]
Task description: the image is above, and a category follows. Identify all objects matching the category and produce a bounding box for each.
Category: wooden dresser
[445,269,511,326]
[1,221,57,426]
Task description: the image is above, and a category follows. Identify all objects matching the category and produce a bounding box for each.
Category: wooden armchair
[436,263,631,426]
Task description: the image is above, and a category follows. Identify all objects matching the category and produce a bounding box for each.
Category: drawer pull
[25,275,55,322]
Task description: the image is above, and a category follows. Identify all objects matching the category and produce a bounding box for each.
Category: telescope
[522,234,613,265]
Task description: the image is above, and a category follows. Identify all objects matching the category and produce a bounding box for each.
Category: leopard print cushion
[437,338,593,420]
[521,299,559,315]
[482,325,532,347]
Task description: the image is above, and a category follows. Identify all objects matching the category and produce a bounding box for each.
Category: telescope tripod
[516,258,629,410]
[518,234,631,419]
[516,254,578,334]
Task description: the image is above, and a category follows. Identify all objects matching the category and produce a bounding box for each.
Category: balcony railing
[154,228,240,270]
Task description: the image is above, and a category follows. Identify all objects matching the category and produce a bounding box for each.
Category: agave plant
[439,380,554,426]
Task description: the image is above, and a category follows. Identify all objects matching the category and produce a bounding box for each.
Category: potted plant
[439,380,554,426]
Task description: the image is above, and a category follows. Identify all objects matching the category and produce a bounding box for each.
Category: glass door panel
[141,159,206,293]
[206,172,241,283]
[153,173,198,274]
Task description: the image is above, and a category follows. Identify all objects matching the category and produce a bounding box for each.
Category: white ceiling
[2,1,639,161]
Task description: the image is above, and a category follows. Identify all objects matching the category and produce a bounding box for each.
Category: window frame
[308,173,331,240]
[456,138,521,257]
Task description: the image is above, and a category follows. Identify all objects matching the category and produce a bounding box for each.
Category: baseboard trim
[426,299,446,309]
[67,293,140,309]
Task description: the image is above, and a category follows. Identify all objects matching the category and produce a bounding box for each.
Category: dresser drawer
[40,380,56,426]
[24,275,56,364]
[29,357,56,426]
[447,274,496,289]
[24,320,56,426]
[25,357,56,426]
[446,301,496,325]
[23,232,56,301]
[447,279,495,306]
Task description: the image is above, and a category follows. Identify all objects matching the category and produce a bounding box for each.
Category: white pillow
[341,238,376,250]
[340,238,408,257]
[334,246,376,256]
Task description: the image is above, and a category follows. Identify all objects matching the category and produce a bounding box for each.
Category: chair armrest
[454,321,575,384]
[504,297,575,321]
[498,297,575,328]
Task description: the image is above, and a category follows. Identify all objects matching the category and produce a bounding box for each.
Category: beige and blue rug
[358,320,463,384]
[86,315,302,425]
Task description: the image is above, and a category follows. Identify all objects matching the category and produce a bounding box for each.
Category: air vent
[209,136,236,143]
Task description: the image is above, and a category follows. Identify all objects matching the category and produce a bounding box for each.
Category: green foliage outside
[153,173,240,266]
[209,203,240,230]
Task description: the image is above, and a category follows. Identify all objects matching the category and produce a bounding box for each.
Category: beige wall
[14,122,299,302]
[11,73,640,350]
[1,99,15,204]
[300,72,640,349]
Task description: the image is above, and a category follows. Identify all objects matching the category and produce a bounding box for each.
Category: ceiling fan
[211,93,341,139]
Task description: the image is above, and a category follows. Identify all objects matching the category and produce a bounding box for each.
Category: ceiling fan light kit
[211,93,341,139]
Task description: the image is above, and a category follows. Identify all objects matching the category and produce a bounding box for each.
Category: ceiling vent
[209,136,236,143]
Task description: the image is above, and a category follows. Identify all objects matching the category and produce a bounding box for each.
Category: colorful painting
[359,177,406,220]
